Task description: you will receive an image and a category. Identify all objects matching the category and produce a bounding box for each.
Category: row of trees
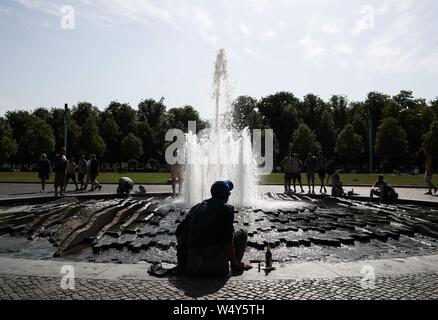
[0,100,206,170]
[231,90,438,171]
[1,90,437,172]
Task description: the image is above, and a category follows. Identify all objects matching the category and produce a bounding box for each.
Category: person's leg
[298,174,305,193]
[311,173,315,193]
[233,229,248,264]
[284,173,288,193]
[41,177,46,192]
[292,174,297,193]
[307,173,311,193]
[72,174,78,190]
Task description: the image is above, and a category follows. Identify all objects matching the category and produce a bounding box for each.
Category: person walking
[317,152,328,194]
[281,152,294,194]
[37,154,51,193]
[88,154,102,192]
[424,149,437,195]
[77,154,88,191]
[304,153,317,194]
[53,148,67,197]
[64,157,79,192]
[326,157,335,186]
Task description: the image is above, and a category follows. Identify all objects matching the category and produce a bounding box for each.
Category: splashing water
[182,49,259,208]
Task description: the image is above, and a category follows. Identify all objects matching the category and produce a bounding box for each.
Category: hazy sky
[1,0,438,119]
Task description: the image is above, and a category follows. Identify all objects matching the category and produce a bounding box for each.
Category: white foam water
[181,49,259,208]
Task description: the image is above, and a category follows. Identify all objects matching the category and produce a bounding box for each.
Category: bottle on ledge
[265,244,272,269]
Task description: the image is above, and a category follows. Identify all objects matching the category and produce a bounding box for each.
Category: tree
[22,117,56,162]
[100,117,120,168]
[318,110,337,159]
[79,118,106,156]
[168,105,206,132]
[422,120,438,158]
[71,102,100,125]
[103,101,138,137]
[290,124,321,158]
[375,117,408,171]
[0,118,17,164]
[232,96,263,131]
[258,92,300,162]
[329,95,348,130]
[120,133,144,164]
[335,124,364,167]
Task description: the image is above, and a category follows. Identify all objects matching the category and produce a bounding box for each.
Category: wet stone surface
[0,194,438,264]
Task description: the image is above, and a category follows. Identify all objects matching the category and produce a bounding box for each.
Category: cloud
[14,0,61,16]
[298,34,325,60]
[262,30,276,38]
[239,23,251,37]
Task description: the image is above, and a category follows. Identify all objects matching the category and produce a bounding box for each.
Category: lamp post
[368,104,373,173]
[64,103,69,155]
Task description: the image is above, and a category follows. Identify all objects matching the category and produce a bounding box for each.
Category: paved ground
[1,255,438,300]
[0,183,437,203]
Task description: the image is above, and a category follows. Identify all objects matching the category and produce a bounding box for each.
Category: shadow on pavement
[168,277,229,298]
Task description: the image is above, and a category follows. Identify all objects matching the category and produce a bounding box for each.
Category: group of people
[37,148,103,197]
[281,152,334,195]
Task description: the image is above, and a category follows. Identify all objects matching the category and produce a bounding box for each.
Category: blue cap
[211,180,234,198]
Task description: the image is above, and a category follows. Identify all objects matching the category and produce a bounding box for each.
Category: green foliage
[335,124,364,166]
[120,133,143,161]
[375,117,408,170]
[79,118,106,156]
[0,118,17,163]
[290,124,321,157]
[318,110,337,158]
[422,120,438,158]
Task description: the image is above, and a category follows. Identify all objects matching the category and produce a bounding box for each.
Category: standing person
[88,154,102,192]
[316,152,328,194]
[304,153,317,194]
[291,153,305,193]
[77,154,88,191]
[170,163,182,197]
[37,154,51,193]
[424,149,437,195]
[64,157,79,192]
[53,148,67,197]
[281,152,294,194]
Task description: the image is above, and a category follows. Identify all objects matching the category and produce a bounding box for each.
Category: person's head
[210,180,234,203]
[60,147,66,155]
[378,175,384,182]
[293,153,298,159]
[333,174,340,181]
[81,154,85,159]
[70,157,75,162]
[40,154,47,160]
[424,149,431,156]
[90,154,96,160]
[319,151,323,157]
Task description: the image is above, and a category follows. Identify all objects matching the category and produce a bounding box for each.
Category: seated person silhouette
[370,175,398,203]
[117,177,134,195]
[175,180,252,277]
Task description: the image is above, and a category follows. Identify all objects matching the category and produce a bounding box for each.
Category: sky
[1,0,438,119]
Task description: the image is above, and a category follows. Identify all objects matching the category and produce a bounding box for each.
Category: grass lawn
[0,172,431,187]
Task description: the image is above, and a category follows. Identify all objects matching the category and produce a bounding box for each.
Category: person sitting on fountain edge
[175,180,252,276]
[369,175,398,203]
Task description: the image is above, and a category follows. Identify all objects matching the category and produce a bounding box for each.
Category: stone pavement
[0,183,437,203]
[1,255,438,300]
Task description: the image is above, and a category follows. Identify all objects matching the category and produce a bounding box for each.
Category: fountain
[0,50,438,266]
[182,49,258,208]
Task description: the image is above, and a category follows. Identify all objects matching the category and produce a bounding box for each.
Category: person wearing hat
[175,180,252,276]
